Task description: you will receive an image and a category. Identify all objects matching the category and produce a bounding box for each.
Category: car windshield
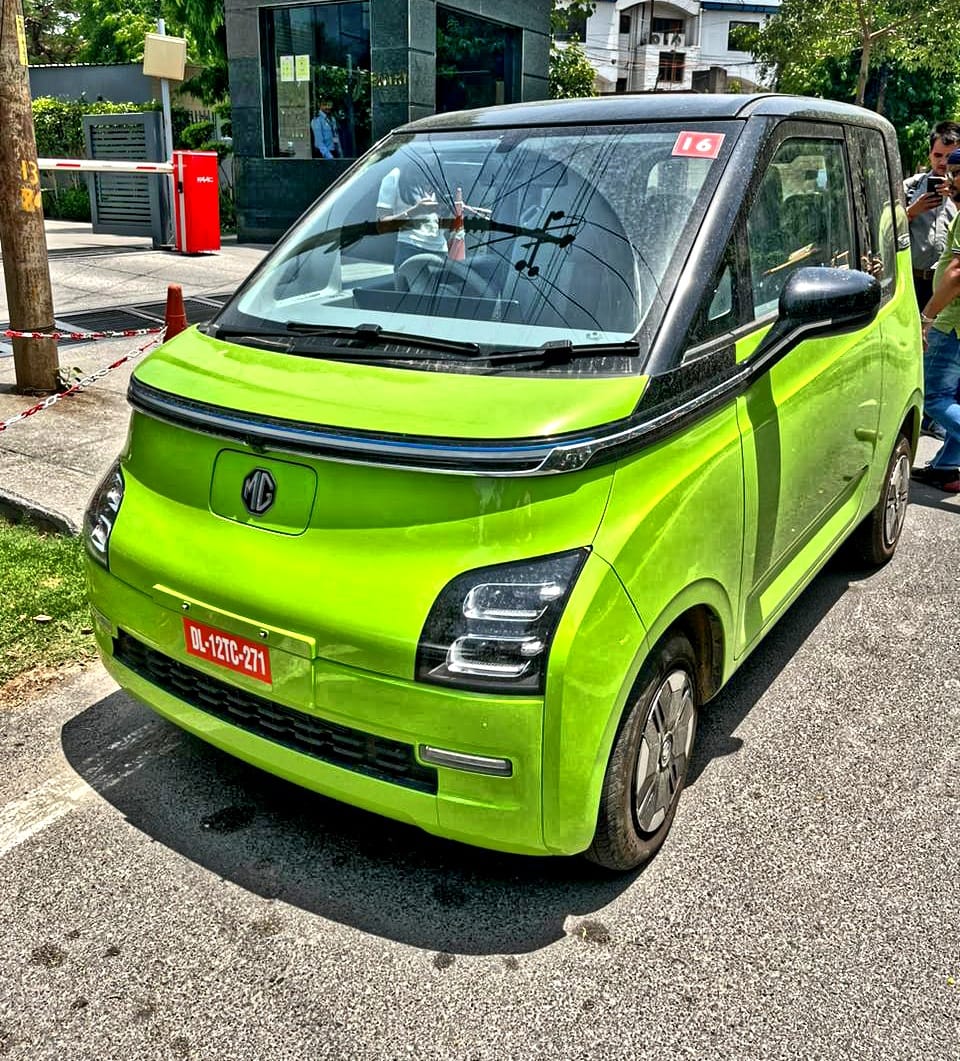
[217,121,736,372]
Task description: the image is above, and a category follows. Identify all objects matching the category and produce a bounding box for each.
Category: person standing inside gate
[311,100,341,160]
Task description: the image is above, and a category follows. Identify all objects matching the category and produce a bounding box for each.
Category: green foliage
[33,97,161,158]
[166,0,228,102]
[551,0,596,37]
[42,182,91,222]
[181,120,216,150]
[24,0,81,63]
[0,520,96,686]
[549,38,597,99]
[219,188,237,233]
[749,0,960,104]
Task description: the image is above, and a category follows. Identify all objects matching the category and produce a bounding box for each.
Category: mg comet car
[85,95,922,870]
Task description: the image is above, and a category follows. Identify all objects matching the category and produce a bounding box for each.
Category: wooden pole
[0,0,57,392]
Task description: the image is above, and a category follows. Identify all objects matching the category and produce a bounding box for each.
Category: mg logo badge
[242,468,276,515]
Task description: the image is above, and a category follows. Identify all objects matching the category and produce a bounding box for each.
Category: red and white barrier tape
[3,325,165,342]
[0,331,164,433]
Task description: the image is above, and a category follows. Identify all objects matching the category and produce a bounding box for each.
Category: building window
[616,77,628,93]
[727,20,759,51]
[260,2,371,161]
[436,8,520,112]
[619,13,631,34]
[658,51,685,83]
[650,17,683,45]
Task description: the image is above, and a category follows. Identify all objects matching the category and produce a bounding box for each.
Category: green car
[85,94,922,871]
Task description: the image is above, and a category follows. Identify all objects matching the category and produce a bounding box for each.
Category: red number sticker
[183,617,272,684]
[672,131,726,159]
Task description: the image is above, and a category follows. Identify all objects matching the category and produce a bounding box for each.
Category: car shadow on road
[61,690,635,956]
[61,555,863,958]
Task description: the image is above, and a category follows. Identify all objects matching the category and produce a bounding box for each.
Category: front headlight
[416,549,589,694]
[83,461,124,569]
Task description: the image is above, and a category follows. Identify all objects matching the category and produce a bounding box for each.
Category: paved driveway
[1,484,958,1059]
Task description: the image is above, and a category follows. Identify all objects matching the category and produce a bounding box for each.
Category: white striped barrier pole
[37,158,174,174]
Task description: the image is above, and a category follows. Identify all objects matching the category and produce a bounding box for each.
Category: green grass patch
[0,518,96,685]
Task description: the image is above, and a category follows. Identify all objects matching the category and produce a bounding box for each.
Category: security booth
[224,0,551,242]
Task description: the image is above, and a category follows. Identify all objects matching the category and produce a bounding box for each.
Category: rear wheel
[849,434,912,567]
[586,633,699,872]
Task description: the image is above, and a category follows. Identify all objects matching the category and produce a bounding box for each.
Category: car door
[731,124,884,652]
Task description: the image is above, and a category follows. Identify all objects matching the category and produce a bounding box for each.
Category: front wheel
[848,434,912,567]
[586,633,699,872]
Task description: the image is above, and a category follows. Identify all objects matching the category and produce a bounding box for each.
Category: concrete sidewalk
[0,220,270,532]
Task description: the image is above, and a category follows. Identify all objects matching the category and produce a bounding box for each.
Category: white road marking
[0,774,91,858]
[0,722,181,859]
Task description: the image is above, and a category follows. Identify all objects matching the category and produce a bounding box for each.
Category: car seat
[492,172,640,334]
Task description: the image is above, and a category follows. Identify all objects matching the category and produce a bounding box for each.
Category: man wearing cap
[913,147,960,491]
[904,120,960,310]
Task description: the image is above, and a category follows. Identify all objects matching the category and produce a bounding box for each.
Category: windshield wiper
[479,339,642,367]
[284,320,480,355]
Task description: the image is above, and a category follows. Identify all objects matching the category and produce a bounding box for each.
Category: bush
[42,182,91,222]
[181,120,215,150]
[33,97,163,158]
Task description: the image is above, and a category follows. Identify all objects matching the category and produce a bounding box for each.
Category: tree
[549,0,598,99]
[71,0,187,64]
[166,0,228,102]
[747,0,960,106]
[55,0,227,102]
[23,0,81,63]
[549,37,597,99]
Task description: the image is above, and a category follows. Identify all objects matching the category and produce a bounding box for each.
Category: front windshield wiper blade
[479,339,643,367]
[284,320,480,355]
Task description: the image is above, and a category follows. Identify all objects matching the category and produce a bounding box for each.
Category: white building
[565,0,781,95]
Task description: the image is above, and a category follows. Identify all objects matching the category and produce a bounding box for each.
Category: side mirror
[779,266,881,329]
[757,266,882,364]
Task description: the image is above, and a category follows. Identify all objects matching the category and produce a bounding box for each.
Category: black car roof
[400,93,892,133]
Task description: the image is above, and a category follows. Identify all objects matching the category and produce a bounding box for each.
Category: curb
[0,488,79,536]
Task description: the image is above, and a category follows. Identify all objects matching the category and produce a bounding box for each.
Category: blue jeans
[924,326,960,468]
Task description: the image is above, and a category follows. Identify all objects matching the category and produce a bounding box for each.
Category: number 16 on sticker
[672,131,725,159]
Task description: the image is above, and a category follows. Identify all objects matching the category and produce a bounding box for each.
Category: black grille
[114,631,437,794]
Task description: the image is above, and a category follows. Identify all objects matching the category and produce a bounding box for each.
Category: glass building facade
[225,0,550,241]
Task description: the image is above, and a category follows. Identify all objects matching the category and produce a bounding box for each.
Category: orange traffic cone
[448,186,465,261]
[164,283,188,340]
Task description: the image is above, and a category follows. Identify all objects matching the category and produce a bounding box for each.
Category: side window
[685,249,741,351]
[850,127,897,296]
[746,138,856,317]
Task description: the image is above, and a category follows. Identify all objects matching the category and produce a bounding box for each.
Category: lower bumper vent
[114,630,438,794]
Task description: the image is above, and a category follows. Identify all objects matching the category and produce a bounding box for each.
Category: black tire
[586,632,699,872]
[848,434,912,567]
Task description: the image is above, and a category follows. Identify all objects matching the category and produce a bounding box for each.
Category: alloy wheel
[883,451,911,548]
[634,668,696,834]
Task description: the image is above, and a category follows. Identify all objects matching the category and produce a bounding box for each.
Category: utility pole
[0,0,57,393]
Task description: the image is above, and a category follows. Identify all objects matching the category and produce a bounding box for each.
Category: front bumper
[88,562,551,856]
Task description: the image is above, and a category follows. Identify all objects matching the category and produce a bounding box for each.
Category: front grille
[114,630,438,794]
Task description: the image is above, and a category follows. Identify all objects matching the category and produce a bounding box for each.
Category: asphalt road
[1,476,959,1060]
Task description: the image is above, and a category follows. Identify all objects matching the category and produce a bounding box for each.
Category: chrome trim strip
[128,315,854,478]
[419,745,513,777]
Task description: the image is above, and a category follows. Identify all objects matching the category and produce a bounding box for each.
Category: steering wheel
[395,254,490,299]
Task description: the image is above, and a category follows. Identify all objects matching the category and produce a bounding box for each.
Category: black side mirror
[779,266,881,329]
[756,266,882,365]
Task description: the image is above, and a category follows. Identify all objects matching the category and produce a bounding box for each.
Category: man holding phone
[913,148,960,490]
[904,120,960,309]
